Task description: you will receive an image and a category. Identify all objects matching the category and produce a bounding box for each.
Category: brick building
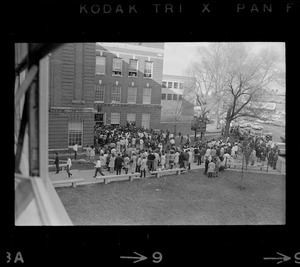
[48,43,164,150]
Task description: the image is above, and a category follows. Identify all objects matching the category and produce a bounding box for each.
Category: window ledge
[95,73,106,76]
[72,100,86,104]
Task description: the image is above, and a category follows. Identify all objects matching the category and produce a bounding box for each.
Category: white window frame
[173,82,178,89]
[141,113,150,129]
[112,58,122,76]
[167,94,172,100]
[94,84,105,103]
[111,113,120,125]
[128,59,138,77]
[127,87,137,104]
[161,93,166,100]
[68,121,83,147]
[143,88,152,104]
[179,82,184,89]
[168,81,173,88]
[144,61,153,78]
[96,56,106,75]
[112,85,121,103]
[162,81,167,88]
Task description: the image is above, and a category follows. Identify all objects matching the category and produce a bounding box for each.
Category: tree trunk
[223,118,231,141]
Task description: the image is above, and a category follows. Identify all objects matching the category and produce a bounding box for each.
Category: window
[174,82,178,89]
[144,61,153,78]
[111,113,120,125]
[173,94,178,101]
[143,88,152,104]
[141,114,150,129]
[94,113,104,123]
[127,87,137,104]
[113,58,122,76]
[162,81,167,88]
[96,56,106,75]
[95,84,105,102]
[127,113,136,123]
[167,94,172,100]
[68,122,83,147]
[112,85,121,103]
[128,59,138,77]
[161,93,166,100]
[168,82,173,88]
[179,83,184,89]
[179,94,183,101]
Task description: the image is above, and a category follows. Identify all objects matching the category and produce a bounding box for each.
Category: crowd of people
[55,124,281,178]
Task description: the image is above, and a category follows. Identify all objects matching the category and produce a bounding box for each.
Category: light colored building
[160,74,195,134]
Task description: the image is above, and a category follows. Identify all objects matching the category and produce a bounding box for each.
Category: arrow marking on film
[120,251,147,263]
[263,252,291,264]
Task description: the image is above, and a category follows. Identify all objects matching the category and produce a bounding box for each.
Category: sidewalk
[49,158,284,188]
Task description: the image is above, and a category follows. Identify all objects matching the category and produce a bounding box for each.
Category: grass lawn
[55,169,285,225]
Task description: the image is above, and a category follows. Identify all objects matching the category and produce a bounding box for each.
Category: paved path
[49,158,283,188]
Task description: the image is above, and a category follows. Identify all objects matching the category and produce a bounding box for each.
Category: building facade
[48,43,164,150]
[160,74,195,134]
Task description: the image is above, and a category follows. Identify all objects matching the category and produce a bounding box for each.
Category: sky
[162,42,286,77]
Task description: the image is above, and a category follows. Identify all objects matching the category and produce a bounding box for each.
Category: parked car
[251,123,263,130]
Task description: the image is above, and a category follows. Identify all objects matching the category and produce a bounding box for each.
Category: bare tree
[186,43,283,139]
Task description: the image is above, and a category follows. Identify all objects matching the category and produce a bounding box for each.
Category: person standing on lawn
[187,149,193,170]
[93,156,105,177]
[207,160,215,178]
[204,156,210,175]
[250,148,257,166]
[214,156,221,177]
[66,156,72,177]
[54,152,60,174]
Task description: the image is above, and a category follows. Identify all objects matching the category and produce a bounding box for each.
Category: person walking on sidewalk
[73,143,78,160]
[66,156,72,177]
[54,152,60,174]
[93,156,105,177]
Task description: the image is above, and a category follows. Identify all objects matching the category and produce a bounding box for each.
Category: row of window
[96,56,153,78]
[162,81,184,89]
[68,113,151,146]
[95,85,152,104]
[161,93,183,101]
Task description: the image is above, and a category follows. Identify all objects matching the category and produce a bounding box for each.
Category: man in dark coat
[54,152,59,174]
[115,153,124,175]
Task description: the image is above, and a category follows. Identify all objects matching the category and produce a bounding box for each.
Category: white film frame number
[152,251,163,263]
[295,252,300,264]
